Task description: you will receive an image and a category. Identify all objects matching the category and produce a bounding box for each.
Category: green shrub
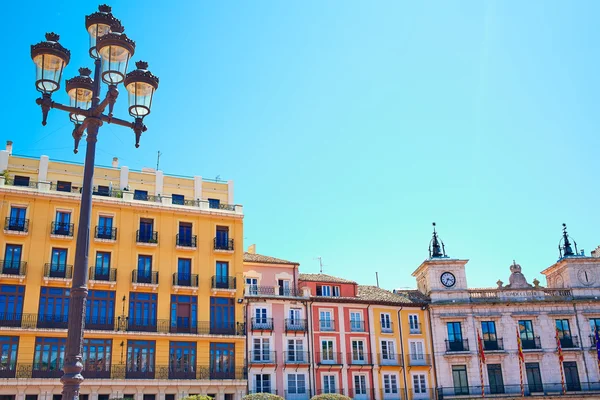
[181,396,214,400]
[310,395,352,400]
[242,394,284,400]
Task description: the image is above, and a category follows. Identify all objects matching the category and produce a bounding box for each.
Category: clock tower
[412,223,470,302]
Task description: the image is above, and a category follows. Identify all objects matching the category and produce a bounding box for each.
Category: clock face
[578,268,596,286]
[441,272,456,288]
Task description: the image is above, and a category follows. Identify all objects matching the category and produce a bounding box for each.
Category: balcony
[248,351,277,364]
[484,338,504,351]
[43,263,73,279]
[316,352,343,365]
[37,314,68,329]
[244,285,303,297]
[211,275,236,290]
[95,226,117,241]
[376,390,405,400]
[284,351,310,364]
[436,383,600,398]
[137,230,158,245]
[83,363,111,379]
[560,335,580,349]
[85,315,115,331]
[0,362,16,378]
[590,334,597,349]
[251,317,274,331]
[172,273,199,287]
[347,352,373,365]
[409,323,422,334]
[214,237,234,251]
[0,260,27,277]
[445,339,469,353]
[315,390,346,396]
[350,320,365,332]
[285,318,307,332]
[521,336,542,350]
[348,389,375,400]
[319,319,336,332]
[209,201,236,211]
[89,267,116,282]
[176,234,197,249]
[405,354,432,366]
[132,270,159,285]
[120,320,245,336]
[381,324,393,333]
[127,318,158,333]
[469,288,574,302]
[50,221,74,238]
[379,353,403,366]
[0,312,23,327]
[4,217,28,234]
[31,363,63,379]
[168,367,197,380]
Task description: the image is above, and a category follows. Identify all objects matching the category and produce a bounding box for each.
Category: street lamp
[30,5,159,400]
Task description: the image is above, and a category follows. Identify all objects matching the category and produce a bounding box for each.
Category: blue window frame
[134,190,148,201]
[54,211,71,235]
[210,342,235,378]
[95,252,111,279]
[4,244,22,272]
[8,207,26,230]
[38,287,69,327]
[97,216,113,239]
[171,295,197,332]
[86,290,115,329]
[129,292,157,331]
[0,336,18,373]
[127,340,155,377]
[177,259,191,286]
[215,262,229,288]
[137,255,152,283]
[34,337,66,371]
[210,297,235,334]
[178,223,193,246]
[447,322,463,341]
[50,248,67,269]
[138,219,154,242]
[0,285,24,325]
[169,341,196,376]
[83,338,112,376]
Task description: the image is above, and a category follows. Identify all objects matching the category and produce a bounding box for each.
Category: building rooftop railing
[469,288,574,302]
[437,382,600,398]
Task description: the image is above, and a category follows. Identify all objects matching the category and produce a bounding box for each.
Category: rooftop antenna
[216,175,221,182]
[376,272,379,288]
[315,256,324,273]
[156,151,161,170]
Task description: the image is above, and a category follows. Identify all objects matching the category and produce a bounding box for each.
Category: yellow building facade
[0,143,247,400]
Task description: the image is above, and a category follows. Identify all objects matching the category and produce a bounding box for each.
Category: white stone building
[411,224,600,398]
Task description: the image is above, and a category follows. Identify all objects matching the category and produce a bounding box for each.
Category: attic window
[316,285,340,297]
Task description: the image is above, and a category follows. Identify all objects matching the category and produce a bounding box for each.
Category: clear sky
[4,1,600,290]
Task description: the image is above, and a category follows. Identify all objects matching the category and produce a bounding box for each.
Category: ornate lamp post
[30,5,159,400]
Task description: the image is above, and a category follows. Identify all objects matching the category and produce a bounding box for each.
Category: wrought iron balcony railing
[176,234,197,248]
[349,320,365,332]
[251,317,274,331]
[89,266,116,282]
[315,389,346,396]
[31,362,63,379]
[85,315,115,331]
[376,390,405,400]
[380,323,393,333]
[95,226,117,240]
[409,323,422,334]
[244,285,302,297]
[4,217,29,232]
[347,352,373,365]
[137,230,158,244]
[405,353,432,366]
[172,273,199,287]
[284,390,313,400]
[378,353,403,366]
[211,275,236,289]
[248,351,277,364]
[214,237,234,251]
[347,389,375,400]
[37,314,68,329]
[0,260,27,276]
[82,362,111,379]
[51,221,74,237]
[436,382,600,397]
[319,319,336,332]
[483,338,504,351]
[284,351,310,364]
[445,339,469,352]
[560,335,580,349]
[521,336,542,350]
[43,263,73,279]
[120,319,245,336]
[132,270,159,285]
[285,318,307,332]
[248,390,278,395]
[315,352,343,365]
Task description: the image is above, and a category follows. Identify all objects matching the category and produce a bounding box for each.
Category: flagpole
[519,357,524,397]
[556,327,566,395]
[477,329,486,398]
[516,326,525,397]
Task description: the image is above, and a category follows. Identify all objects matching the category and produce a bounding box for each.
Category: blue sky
[4,1,600,289]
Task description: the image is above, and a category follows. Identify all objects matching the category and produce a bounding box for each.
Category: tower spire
[558,223,578,258]
[429,222,447,258]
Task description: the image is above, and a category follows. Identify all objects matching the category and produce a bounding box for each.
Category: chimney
[112,157,119,168]
[6,141,12,155]
[247,244,256,254]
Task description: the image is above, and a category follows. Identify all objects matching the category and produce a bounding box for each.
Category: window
[481,321,498,350]
[129,292,157,331]
[320,310,333,331]
[85,290,115,329]
[177,258,192,286]
[209,342,235,379]
[138,218,154,242]
[172,194,184,205]
[563,361,581,391]
[413,374,427,394]
[383,374,398,395]
[94,252,111,280]
[38,287,69,327]
[137,255,153,283]
[0,336,18,372]
[287,339,304,362]
[316,285,331,296]
[321,340,334,363]
[33,337,65,372]
[3,244,22,273]
[134,190,148,201]
[97,216,114,239]
[288,308,302,328]
[8,207,26,231]
[556,319,573,347]
[590,318,600,333]
[380,313,392,332]
[210,297,235,334]
[215,261,230,288]
[278,279,291,296]
[254,307,268,328]
[208,198,220,209]
[246,277,258,295]
[409,341,425,363]
[350,311,363,331]
[323,375,336,394]
[487,364,504,394]
[0,285,24,325]
[253,338,271,362]
[525,362,543,393]
[447,322,464,350]
[354,375,367,396]
[49,248,68,277]
[215,226,230,249]
[351,340,366,363]
[452,365,469,395]
[254,374,271,393]
[287,374,307,395]
[169,341,196,377]
[170,295,197,332]
[178,222,193,246]
[13,176,30,187]
[95,185,110,196]
[127,340,155,377]
[381,340,396,363]
[409,314,420,333]
[82,338,112,376]
[519,320,537,349]
[53,211,71,235]
[333,286,340,296]
[56,181,71,192]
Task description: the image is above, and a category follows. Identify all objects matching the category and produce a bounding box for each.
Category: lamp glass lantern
[96,30,135,85]
[65,68,94,123]
[85,5,121,59]
[124,61,159,118]
[31,33,70,93]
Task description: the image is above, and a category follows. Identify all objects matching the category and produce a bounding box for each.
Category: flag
[555,327,564,362]
[477,329,486,364]
[516,326,525,363]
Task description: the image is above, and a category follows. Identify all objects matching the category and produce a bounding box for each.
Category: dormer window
[316,285,340,297]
